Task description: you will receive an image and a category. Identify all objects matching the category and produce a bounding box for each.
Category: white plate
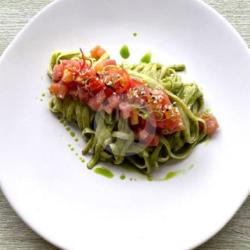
[0,0,249,249]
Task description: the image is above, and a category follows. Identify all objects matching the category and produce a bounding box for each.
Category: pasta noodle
[48,50,216,174]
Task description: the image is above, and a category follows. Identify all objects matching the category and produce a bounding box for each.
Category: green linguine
[48,50,211,175]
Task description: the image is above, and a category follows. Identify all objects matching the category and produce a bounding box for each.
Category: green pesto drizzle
[67,143,74,151]
[70,131,76,137]
[94,167,114,179]
[120,174,126,180]
[163,171,181,181]
[133,32,138,37]
[79,157,85,163]
[140,53,152,63]
[120,45,130,59]
[161,164,194,181]
[66,127,71,131]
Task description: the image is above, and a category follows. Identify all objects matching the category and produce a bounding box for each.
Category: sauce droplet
[79,157,85,163]
[70,131,76,137]
[141,53,152,64]
[133,32,138,37]
[94,167,114,179]
[120,45,130,59]
[120,174,126,180]
[163,170,181,181]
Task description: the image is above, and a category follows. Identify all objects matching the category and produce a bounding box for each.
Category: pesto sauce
[141,53,152,63]
[79,157,85,163]
[70,131,75,137]
[94,167,114,179]
[120,174,126,180]
[133,32,138,37]
[163,171,180,181]
[162,165,194,181]
[120,45,130,59]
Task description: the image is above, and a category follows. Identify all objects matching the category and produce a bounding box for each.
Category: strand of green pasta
[111,118,135,164]
[87,111,114,169]
[48,51,81,77]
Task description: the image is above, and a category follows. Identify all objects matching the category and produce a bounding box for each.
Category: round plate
[0,0,249,249]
